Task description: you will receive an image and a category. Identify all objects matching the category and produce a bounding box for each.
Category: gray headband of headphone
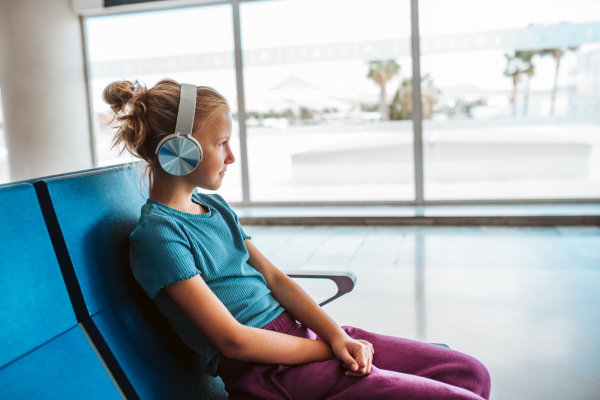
[154,83,203,175]
[174,83,197,136]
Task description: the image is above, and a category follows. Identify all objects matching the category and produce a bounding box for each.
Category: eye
[220,140,227,146]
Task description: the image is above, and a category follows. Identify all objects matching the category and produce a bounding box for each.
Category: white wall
[0,0,93,182]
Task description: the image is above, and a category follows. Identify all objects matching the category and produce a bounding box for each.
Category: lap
[223,322,490,400]
[226,362,485,400]
[340,325,487,379]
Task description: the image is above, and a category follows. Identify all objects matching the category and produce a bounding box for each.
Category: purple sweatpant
[218,312,491,400]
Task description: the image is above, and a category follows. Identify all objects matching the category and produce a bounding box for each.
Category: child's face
[190,111,235,190]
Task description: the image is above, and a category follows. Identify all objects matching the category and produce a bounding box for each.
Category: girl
[103,79,491,400]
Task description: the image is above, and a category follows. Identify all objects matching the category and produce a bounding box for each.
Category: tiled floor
[243,225,600,400]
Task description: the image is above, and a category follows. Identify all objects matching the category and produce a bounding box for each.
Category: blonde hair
[102,78,230,188]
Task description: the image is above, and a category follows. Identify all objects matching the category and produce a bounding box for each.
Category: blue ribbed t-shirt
[129,191,284,376]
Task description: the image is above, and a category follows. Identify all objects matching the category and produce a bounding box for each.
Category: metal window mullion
[232,1,251,205]
[80,16,98,168]
[411,0,424,203]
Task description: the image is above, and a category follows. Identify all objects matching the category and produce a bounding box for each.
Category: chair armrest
[282,270,356,307]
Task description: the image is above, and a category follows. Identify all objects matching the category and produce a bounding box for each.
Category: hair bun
[102,80,146,114]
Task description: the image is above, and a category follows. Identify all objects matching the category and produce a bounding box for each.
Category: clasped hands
[331,335,375,377]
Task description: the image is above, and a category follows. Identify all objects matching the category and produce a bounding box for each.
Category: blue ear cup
[155,83,202,176]
[157,134,203,175]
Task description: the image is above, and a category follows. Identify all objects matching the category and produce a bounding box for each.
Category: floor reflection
[245,225,600,400]
[415,230,426,341]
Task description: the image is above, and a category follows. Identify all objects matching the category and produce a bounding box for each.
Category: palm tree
[504,53,526,117]
[367,60,400,121]
[515,50,536,116]
[389,78,412,120]
[389,73,439,120]
[538,46,578,115]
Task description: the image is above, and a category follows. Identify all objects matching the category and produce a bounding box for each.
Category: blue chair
[0,183,121,399]
[35,164,355,399]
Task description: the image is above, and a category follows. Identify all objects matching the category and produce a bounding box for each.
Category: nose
[226,147,235,164]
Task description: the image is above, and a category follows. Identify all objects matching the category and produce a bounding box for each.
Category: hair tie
[128,86,142,104]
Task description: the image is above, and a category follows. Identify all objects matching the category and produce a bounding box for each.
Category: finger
[345,370,368,377]
[363,350,372,375]
[343,363,357,372]
[340,352,358,372]
[354,348,369,373]
[358,340,375,355]
[345,361,367,375]
[363,351,371,375]
[354,360,367,375]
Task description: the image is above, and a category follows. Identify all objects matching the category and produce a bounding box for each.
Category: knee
[456,354,491,399]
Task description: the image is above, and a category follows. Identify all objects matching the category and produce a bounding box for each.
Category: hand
[331,336,375,377]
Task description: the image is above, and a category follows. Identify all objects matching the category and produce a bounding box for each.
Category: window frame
[80,0,600,206]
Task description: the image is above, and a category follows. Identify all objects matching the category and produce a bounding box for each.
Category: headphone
[154,83,203,176]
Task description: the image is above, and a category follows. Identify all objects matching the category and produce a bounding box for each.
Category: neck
[149,168,198,213]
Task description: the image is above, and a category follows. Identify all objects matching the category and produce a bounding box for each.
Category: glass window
[419,0,600,199]
[86,5,242,202]
[241,0,413,202]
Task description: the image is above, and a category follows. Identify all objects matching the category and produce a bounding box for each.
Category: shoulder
[195,191,229,207]
[194,192,236,217]
[129,211,199,299]
[195,192,250,242]
[130,208,188,245]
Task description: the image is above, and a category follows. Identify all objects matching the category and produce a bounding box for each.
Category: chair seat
[83,295,228,400]
[0,320,120,399]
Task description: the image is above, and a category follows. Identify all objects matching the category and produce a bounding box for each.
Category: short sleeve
[129,216,200,299]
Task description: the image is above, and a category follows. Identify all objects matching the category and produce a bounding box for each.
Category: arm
[245,239,346,344]
[245,239,373,376]
[164,274,335,365]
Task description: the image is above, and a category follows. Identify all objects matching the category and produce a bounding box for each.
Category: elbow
[218,326,248,360]
[221,347,242,360]
[220,340,242,360]
[267,270,288,290]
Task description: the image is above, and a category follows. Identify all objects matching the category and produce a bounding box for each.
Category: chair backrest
[35,165,147,319]
[35,165,227,400]
[0,183,121,399]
